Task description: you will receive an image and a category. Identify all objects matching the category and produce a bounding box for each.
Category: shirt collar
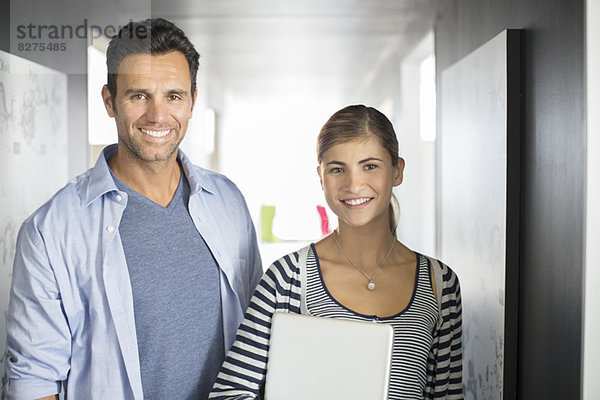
[178,147,216,195]
[79,144,215,206]
[80,144,119,205]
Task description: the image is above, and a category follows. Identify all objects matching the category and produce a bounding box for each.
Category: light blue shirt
[4,144,263,400]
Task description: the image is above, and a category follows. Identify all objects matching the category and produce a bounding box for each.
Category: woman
[210,105,462,399]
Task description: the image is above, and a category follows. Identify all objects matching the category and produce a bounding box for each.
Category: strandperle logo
[15,19,145,41]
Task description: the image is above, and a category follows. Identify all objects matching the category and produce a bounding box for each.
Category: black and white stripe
[210,246,462,399]
[305,246,438,399]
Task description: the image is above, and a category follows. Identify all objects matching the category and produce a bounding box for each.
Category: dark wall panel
[435,0,584,399]
[1,1,9,52]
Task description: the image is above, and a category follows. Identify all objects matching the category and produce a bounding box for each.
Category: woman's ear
[393,157,405,186]
[317,165,323,189]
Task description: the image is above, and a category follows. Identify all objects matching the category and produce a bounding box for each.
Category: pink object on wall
[316,205,332,235]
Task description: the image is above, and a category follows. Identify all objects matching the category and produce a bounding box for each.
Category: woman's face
[317,135,404,230]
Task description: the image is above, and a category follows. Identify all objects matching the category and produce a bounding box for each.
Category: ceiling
[149,0,438,97]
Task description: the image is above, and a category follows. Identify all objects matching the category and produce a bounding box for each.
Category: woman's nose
[345,170,363,193]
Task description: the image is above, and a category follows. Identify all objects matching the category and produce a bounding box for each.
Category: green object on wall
[261,205,279,242]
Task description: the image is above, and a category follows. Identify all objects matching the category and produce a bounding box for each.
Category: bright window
[419,53,436,142]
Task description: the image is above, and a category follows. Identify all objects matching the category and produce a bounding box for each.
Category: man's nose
[145,98,168,123]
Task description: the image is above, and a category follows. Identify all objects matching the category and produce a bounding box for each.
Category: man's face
[102,51,197,164]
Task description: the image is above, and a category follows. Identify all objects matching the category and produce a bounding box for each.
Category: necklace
[333,230,395,291]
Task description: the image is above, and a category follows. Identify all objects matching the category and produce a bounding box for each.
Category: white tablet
[264,312,393,400]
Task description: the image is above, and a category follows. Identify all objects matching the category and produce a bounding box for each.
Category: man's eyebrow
[123,88,150,96]
[165,89,189,96]
[122,88,190,97]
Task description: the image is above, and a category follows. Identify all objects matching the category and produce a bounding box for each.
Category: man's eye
[365,164,377,170]
[131,94,146,100]
[168,95,182,101]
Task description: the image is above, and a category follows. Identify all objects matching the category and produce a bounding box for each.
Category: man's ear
[191,87,198,111]
[101,85,116,117]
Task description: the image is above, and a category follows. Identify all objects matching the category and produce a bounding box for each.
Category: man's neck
[108,151,182,208]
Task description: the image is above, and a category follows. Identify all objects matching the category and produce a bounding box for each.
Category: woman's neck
[334,221,396,269]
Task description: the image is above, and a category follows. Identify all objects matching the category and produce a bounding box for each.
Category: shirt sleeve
[424,264,463,399]
[244,206,263,305]
[5,221,70,400]
[209,253,302,399]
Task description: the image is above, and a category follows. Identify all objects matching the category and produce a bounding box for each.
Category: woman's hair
[317,104,401,233]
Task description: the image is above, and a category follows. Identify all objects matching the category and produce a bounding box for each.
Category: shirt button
[106,225,115,232]
[115,194,122,202]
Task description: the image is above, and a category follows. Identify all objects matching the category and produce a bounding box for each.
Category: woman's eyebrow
[325,160,346,167]
[359,157,383,164]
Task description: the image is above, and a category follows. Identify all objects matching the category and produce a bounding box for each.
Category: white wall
[0,50,68,395]
[583,0,600,397]
[218,93,338,268]
[396,32,436,257]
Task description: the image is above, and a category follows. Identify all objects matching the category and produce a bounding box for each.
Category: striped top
[210,245,463,399]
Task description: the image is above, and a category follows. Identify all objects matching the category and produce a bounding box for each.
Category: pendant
[367,281,376,291]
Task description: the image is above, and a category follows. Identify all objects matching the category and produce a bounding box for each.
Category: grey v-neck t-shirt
[113,171,224,399]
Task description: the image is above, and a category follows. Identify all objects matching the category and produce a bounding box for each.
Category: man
[4,18,262,399]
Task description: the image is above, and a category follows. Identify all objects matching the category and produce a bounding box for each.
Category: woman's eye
[329,167,343,174]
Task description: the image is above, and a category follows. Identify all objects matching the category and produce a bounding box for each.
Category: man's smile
[140,128,172,138]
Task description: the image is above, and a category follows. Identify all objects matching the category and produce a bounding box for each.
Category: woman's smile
[341,197,373,207]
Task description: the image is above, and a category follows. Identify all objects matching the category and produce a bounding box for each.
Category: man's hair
[106,18,200,100]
